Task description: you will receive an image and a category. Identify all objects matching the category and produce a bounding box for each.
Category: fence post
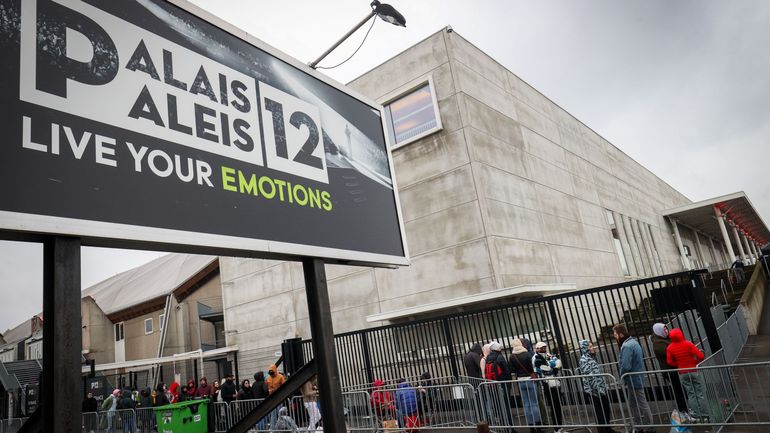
[690,273,723,353]
[360,332,375,386]
[441,318,460,378]
[546,299,571,370]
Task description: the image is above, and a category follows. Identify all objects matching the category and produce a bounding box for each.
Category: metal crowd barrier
[717,305,750,364]
[621,359,770,431]
[210,401,231,432]
[478,374,626,432]
[135,407,155,433]
[0,418,28,433]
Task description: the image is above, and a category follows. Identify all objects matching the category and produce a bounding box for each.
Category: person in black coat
[220,374,238,403]
[117,389,136,433]
[252,371,269,400]
[463,343,483,379]
[82,392,99,433]
[238,379,255,400]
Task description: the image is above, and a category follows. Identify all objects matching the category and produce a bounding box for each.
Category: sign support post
[42,237,82,433]
[302,258,346,433]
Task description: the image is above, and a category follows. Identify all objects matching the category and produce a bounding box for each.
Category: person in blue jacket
[613,323,654,433]
[394,379,418,428]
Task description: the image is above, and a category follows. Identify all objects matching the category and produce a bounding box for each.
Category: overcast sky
[1,0,769,332]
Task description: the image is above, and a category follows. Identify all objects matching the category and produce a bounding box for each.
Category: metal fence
[620,359,770,431]
[717,305,750,364]
[299,271,716,390]
[478,374,626,432]
[0,418,27,433]
[71,359,770,432]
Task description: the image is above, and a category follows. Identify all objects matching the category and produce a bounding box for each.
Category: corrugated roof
[81,254,217,315]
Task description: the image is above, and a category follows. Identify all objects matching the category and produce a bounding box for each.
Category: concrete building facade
[220,29,767,373]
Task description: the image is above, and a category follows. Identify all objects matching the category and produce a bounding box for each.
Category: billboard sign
[0,0,408,266]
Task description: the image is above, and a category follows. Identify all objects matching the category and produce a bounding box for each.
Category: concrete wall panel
[392,129,469,189]
[485,200,546,243]
[466,128,528,178]
[398,165,477,222]
[405,200,485,256]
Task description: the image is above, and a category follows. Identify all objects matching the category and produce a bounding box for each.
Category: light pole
[308,0,406,69]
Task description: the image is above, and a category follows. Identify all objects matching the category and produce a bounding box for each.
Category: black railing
[298,270,721,389]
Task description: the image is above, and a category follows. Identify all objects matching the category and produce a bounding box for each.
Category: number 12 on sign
[260,82,328,184]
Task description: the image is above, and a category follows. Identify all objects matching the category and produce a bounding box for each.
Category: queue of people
[453,322,706,433]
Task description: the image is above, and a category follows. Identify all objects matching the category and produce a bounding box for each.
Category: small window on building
[683,245,692,256]
[144,318,153,335]
[114,322,124,342]
[159,313,165,331]
[384,79,442,148]
[606,210,631,276]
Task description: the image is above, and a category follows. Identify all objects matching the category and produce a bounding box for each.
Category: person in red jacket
[666,328,707,419]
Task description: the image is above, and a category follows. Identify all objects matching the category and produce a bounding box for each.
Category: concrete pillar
[669,217,691,270]
[630,218,651,275]
[747,238,757,262]
[621,215,645,276]
[732,224,748,264]
[613,211,637,276]
[693,229,708,268]
[719,241,730,264]
[714,206,737,262]
[741,232,755,264]
[649,226,668,274]
[708,237,719,266]
[639,221,661,275]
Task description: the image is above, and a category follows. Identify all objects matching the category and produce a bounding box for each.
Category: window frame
[114,322,124,342]
[144,318,153,335]
[159,313,165,331]
[380,75,443,150]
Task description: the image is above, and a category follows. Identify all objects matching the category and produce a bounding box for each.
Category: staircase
[597,266,755,344]
[700,265,755,315]
[3,360,42,388]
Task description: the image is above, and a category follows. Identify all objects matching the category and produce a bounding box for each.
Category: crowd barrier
[621,359,770,431]
[478,374,626,432]
[717,305,750,364]
[9,357,769,433]
[0,418,27,433]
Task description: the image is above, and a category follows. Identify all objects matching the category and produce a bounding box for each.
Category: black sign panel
[0,0,408,266]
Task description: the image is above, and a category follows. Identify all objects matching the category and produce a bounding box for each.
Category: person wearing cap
[220,374,237,403]
[533,342,564,433]
[100,389,120,433]
[370,379,395,422]
[651,323,690,419]
[484,341,515,429]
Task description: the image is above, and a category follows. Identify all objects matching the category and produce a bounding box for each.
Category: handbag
[512,353,538,380]
[405,414,421,433]
[382,419,398,430]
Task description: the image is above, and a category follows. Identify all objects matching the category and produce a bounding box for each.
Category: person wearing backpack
[484,341,515,430]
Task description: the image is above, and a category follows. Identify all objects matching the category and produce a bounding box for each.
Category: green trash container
[154,399,209,433]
